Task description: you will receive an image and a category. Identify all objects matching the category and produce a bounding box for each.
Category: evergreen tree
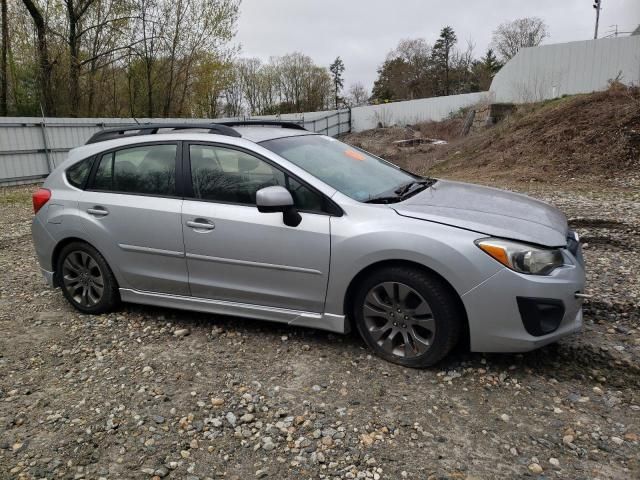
[472,48,503,90]
[329,56,345,108]
[481,48,502,76]
[431,26,457,96]
[371,58,411,102]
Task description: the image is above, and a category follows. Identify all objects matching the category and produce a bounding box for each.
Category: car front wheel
[353,266,461,368]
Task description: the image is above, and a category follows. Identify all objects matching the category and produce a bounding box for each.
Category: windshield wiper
[394,178,437,197]
[365,178,437,204]
[364,195,402,204]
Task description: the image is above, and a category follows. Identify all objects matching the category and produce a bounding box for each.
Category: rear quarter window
[66,157,95,189]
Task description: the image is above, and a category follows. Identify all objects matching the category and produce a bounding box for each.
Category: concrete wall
[490,35,640,103]
[350,92,491,132]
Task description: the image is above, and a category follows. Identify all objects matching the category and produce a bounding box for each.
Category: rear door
[181,142,332,312]
[78,142,189,295]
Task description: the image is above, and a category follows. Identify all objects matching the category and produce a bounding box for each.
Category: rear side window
[90,144,177,196]
[66,157,94,189]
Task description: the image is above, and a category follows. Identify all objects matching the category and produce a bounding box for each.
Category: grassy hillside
[344,85,640,186]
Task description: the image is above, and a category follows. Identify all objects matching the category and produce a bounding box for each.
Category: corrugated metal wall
[0,111,351,186]
[490,36,640,103]
[351,92,491,132]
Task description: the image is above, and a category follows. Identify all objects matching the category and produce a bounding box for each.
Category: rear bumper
[31,215,56,272]
[40,267,55,287]
[462,258,585,353]
[32,215,57,287]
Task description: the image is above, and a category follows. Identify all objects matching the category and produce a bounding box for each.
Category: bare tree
[392,38,432,98]
[1,0,7,115]
[224,53,332,115]
[492,17,549,61]
[64,1,97,115]
[150,0,239,117]
[131,0,164,117]
[450,40,475,94]
[21,0,54,114]
[5,0,239,117]
[236,57,262,114]
[257,63,279,114]
[81,0,136,115]
[223,66,243,117]
[346,82,369,107]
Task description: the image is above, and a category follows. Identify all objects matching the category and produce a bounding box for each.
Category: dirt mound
[344,86,640,185]
[342,116,465,173]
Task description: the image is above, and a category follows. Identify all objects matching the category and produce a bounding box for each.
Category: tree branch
[79,41,144,67]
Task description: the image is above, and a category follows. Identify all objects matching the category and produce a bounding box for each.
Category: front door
[181,143,331,312]
[79,142,188,295]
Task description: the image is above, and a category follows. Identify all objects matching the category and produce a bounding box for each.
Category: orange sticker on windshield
[344,149,366,161]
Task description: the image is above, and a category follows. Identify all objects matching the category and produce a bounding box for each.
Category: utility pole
[593,0,602,39]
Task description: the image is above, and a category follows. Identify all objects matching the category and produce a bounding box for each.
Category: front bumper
[462,255,585,353]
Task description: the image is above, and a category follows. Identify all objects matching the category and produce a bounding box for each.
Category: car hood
[393,180,569,247]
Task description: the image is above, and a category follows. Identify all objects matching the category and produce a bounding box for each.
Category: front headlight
[475,238,565,275]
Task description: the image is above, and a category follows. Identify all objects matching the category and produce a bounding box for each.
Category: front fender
[325,214,502,316]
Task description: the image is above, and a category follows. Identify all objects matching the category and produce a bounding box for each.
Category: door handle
[186,219,215,231]
[87,207,109,217]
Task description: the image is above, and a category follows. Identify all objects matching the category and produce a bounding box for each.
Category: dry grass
[414,116,466,141]
[0,186,33,205]
[343,86,640,187]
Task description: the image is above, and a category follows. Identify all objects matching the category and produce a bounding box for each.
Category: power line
[602,24,639,38]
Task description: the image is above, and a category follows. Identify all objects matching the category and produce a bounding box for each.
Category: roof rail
[85,123,242,144]
[218,120,308,131]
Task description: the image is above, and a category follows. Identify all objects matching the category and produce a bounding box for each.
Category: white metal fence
[491,35,640,103]
[0,110,351,186]
[351,92,491,132]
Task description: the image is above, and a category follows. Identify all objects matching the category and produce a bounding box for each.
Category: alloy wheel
[61,250,105,308]
[362,281,436,358]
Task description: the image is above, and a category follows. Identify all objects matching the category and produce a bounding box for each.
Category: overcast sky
[235,0,640,91]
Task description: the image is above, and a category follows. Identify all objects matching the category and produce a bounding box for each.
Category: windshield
[261,135,422,202]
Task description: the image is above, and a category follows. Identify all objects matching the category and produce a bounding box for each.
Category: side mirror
[256,186,302,227]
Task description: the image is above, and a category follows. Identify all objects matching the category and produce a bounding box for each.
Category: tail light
[32,188,51,214]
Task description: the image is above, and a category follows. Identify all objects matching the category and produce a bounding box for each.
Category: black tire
[353,266,461,368]
[55,241,120,314]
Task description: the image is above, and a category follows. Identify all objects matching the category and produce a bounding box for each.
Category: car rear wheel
[353,266,461,368]
[56,242,119,314]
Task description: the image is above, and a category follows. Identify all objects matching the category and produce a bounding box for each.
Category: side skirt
[119,288,348,334]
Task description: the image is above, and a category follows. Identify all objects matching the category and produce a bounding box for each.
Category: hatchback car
[31,121,586,367]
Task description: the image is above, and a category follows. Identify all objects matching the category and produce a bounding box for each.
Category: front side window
[261,135,421,202]
[189,145,324,211]
[91,144,177,196]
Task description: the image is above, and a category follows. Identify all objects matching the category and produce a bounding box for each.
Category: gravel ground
[0,182,639,480]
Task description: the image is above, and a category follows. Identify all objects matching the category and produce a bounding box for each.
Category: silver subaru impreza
[31,122,586,367]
